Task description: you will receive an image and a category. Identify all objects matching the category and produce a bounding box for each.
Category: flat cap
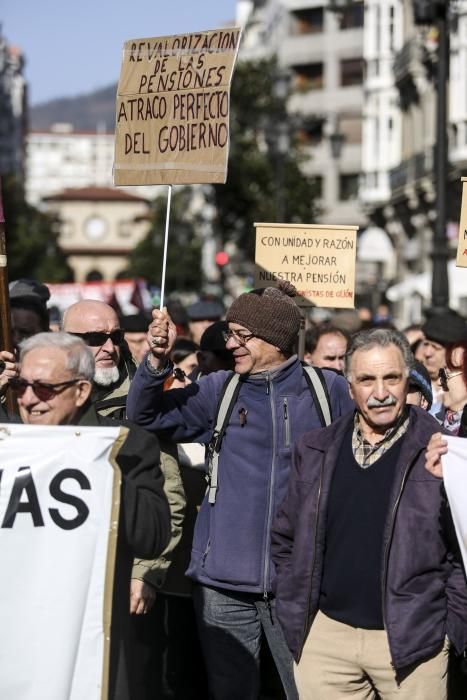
[9,278,50,306]
[422,310,467,346]
[187,299,224,322]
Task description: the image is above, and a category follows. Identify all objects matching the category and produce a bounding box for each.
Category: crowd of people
[1,277,467,700]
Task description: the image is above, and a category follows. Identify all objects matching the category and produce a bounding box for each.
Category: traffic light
[215,251,229,267]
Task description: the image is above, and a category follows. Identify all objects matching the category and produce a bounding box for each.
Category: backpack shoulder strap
[302,364,332,427]
[207,373,241,504]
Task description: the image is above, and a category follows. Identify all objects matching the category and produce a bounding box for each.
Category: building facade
[42,186,151,282]
[26,123,161,206]
[0,29,27,182]
[238,0,367,228]
[361,0,467,322]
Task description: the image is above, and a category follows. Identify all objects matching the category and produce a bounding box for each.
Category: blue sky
[2,0,237,105]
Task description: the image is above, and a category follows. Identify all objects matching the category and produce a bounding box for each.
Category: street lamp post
[329,0,452,314]
[414,0,451,313]
[431,4,450,312]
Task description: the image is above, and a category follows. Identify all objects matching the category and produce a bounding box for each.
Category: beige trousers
[294,611,448,700]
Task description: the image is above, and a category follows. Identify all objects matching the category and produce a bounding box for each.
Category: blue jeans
[192,584,299,700]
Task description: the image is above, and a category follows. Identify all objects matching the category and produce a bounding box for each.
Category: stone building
[42,186,151,282]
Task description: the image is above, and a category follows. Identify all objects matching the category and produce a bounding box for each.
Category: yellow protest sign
[255,223,358,308]
[114,28,241,186]
[456,177,467,267]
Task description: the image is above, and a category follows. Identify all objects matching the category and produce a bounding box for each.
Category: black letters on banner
[2,466,45,528]
[49,469,91,530]
[0,467,92,530]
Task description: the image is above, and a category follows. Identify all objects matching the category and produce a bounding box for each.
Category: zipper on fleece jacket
[283,398,290,448]
[201,539,211,567]
[262,373,276,597]
[381,460,412,667]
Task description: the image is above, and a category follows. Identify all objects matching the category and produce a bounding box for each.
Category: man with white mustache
[272,328,467,700]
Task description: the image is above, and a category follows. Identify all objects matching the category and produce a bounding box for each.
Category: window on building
[389,6,395,50]
[86,270,104,282]
[340,58,364,86]
[118,221,132,238]
[312,176,323,198]
[292,63,324,91]
[365,172,378,189]
[290,7,324,35]
[296,118,324,145]
[340,116,362,144]
[340,1,364,29]
[340,174,360,201]
[367,58,380,78]
[59,220,74,239]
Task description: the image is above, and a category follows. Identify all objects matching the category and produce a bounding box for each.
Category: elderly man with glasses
[62,300,185,694]
[126,281,353,700]
[2,331,171,700]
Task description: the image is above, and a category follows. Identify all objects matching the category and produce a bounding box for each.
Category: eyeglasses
[9,377,80,401]
[69,329,125,347]
[222,329,255,346]
[438,367,463,392]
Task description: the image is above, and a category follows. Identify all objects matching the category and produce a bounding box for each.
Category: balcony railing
[389,147,435,192]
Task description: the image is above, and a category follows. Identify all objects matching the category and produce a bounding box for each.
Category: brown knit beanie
[226,280,301,353]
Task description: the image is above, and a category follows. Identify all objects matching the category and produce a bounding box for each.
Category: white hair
[19,332,95,381]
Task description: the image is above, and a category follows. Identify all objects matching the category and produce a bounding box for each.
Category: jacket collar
[303,405,438,456]
[241,355,299,385]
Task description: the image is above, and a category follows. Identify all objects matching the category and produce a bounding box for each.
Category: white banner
[441,435,467,572]
[0,425,124,700]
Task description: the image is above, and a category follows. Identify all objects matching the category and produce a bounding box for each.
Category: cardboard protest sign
[255,223,358,308]
[0,425,124,700]
[114,27,241,186]
[441,435,467,572]
[456,177,467,267]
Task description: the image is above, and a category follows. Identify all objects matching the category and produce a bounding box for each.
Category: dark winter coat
[77,405,171,700]
[271,406,467,671]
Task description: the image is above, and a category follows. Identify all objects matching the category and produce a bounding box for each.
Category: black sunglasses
[9,377,80,401]
[69,329,125,347]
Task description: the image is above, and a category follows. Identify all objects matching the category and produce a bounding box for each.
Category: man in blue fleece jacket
[127,281,353,700]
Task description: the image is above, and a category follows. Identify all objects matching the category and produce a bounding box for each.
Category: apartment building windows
[296,117,324,145]
[340,2,364,30]
[292,62,324,91]
[339,174,360,200]
[290,7,323,35]
[313,176,323,198]
[340,58,364,86]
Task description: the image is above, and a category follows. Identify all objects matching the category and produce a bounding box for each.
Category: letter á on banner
[2,466,44,528]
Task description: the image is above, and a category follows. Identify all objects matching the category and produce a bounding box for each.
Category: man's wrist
[145,353,171,376]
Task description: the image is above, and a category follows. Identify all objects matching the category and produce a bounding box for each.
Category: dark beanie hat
[409,360,433,409]
[226,281,301,352]
[422,309,467,346]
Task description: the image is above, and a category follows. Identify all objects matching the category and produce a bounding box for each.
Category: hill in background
[29,83,117,131]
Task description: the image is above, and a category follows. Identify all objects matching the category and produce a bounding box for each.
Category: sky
[2,0,238,105]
